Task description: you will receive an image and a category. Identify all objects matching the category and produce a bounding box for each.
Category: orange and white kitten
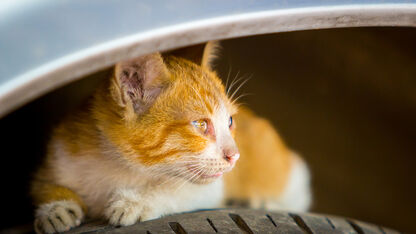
[31,42,311,233]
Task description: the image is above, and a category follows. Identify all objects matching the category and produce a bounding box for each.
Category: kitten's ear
[164,41,220,70]
[201,41,220,69]
[111,53,170,115]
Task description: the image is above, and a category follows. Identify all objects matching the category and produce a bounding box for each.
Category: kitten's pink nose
[223,149,240,164]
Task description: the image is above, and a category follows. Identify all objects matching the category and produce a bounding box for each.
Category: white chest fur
[52,140,224,222]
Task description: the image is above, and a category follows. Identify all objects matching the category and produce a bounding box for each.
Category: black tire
[66,208,399,234]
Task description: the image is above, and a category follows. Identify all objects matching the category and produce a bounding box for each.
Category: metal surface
[1,0,416,117]
[65,208,399,233]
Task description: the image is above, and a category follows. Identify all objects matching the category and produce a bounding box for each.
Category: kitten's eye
[192,119,208,133]
[229,116,233,128]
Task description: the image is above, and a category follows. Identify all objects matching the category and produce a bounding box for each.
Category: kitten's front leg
[31,182,85,234]
[34,201,84,233]
[104,188,159,226]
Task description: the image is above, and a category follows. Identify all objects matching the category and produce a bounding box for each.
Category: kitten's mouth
[186,166,224,179]
[201,172,223,178]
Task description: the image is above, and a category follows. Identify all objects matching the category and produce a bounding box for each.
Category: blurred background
[1,27,415,232]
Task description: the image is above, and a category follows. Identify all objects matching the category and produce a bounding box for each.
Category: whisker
[156,166,200,186]
[231,93,253,105]
[170,173,194,191]
[174,168,203,192]
[162,164,203,185]
[170,161,200,164]
[174,164,204,189]
[191,167,206,184]
[234,102,247,108]
[225,66,232,92]
[157,170,190,186]
[227,70,241,96]
[229,75,252,101]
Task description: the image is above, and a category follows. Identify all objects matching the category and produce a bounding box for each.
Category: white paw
[34,200,84,234]
[105,189,157,226]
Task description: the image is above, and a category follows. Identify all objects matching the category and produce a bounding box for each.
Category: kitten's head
[100,42,239,184]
